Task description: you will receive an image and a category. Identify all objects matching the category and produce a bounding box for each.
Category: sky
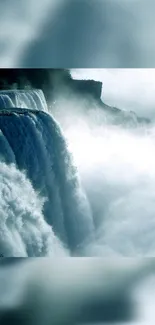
[71,69,155,119]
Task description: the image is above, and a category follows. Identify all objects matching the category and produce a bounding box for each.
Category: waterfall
[0,89,94,257]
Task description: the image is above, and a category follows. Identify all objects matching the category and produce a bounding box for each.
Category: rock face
[0,68,151,125]
[0,69,102,102]
[67,79,103,101]
[98,100,150,126]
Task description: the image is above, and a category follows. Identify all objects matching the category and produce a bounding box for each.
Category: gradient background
[0,0,155,68]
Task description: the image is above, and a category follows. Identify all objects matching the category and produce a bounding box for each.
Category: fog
[71,69,155,119]
[50,72,155,257]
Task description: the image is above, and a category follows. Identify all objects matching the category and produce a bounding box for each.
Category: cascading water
[0,89,94,257]
[1,87,155,258]
[0,89,48,111]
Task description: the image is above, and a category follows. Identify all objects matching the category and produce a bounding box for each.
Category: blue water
[0,89,94,257]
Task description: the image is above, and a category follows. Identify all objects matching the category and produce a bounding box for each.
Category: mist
[71,69,155,120]
[50,73,155,256]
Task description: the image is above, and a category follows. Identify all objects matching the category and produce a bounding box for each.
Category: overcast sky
[71,69,155,120]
